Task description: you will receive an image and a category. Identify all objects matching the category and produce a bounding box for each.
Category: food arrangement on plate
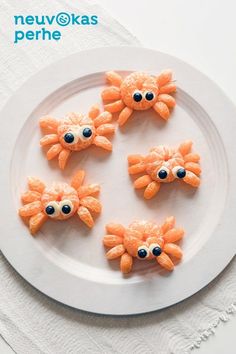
[19,69,201,276]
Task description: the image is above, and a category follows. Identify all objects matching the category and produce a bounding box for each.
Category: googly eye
[79,125,93,140]
[172,166,186,179]
[145,91,155,101]
[149,243,162,257]
[133,91,143,102]
[45,201,60,218]
[59,199,73,215]
[137,245,150,259]
[63,132,78,144]
[157,166,170,180]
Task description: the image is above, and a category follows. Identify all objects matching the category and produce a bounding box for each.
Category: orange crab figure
[103,217,184,274]
[18,170,102,235]
[128,140,201,199]
[101,70,176,126]
[39,105,115,169]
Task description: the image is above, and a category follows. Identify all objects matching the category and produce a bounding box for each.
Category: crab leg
[80,196,102,213]
[144,181,160,199]
[183,171,200,187]
[29,212,48,235]
[118,107,133,126]
[46,143,63,160]
[39,116,59,133]
[106,223,125,237]
[71,170,85,190]
[40,134,59,147]
[28,177,45,193]
[19,201,42,217]
[106,244,126,260]
[102,87,121,101]
[78,184,100,198]
[159,83,176,94]
[156,252,174,271]
[96,124,115,136]
[58,149,71,170]
[106,71,122,87]
[163,243,183,259]
[134,175,152,189]
[163,228,184,243]
[153,101,170,120]
[184,162,201,176]
[184,153,200,163]
[178,140,192,156]
[127,154,144,165]
[93,111,112,127]
[157,94,176,108]
[128,163,146,175]
[93,136,112,151]
[88,104,100,120]
[103,235,124,247]
[156,69,173,87]
[161,216,175,234]
[77,206,94,228]
[120,253,133,274]
[104,100,125,113]
[21,191,41,204]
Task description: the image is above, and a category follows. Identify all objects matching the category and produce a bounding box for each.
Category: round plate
[0,47,235,315]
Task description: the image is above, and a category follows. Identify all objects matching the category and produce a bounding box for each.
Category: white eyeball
[59,199,74,215]
[172,165,186,179]
[45,201,60,218]
[63,131,79,145]
[149,243,162,256]
[79,125,93,140]
[137,245,150,259]
[157,166,170,180]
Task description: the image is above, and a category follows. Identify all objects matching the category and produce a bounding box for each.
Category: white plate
[0,47,235,315]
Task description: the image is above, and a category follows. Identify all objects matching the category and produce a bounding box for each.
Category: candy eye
[157,166,170,180]
[64,132,76,144]
[133,91,143,102]
[59,200,73,215]
[45,201,60,218]
[149,243,162,257]
[145,92,155,101]
[137,245,150,259]
[79,126,93,140]
[172,166,186,179]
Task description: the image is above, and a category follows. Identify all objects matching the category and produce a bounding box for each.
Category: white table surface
[1,0,235,352]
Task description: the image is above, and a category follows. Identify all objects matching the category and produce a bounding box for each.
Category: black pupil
[138,249,147,258]
[133,92,142,102]
[83,127,92,138]
[152,246,162,256]
[62,205,71,214]
[176,168,186,179]
[45,205,55,215]
[158,169,168,179]
[145,92,154,101]
[64,133,74,143]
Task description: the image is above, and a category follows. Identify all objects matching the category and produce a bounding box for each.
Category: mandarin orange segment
[28,177,45,193]
[103,235,124,247]
[19,201,42,217]
[29,212,48,235]
[21,191,41,204]
[156,252,174,271]
[106,245,126,260]
[71,170,85,190]
[80,196,102,213]
[77,206,94,228]
[120,253,133,274]
[164,228,184,243]
[163,243,183,259]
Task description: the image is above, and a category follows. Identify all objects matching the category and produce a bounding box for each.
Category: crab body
[128,140,201,199]
[101,70,176,126]
[40,105,115,169]
[103,217,184,274]
[19,170,101,235]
